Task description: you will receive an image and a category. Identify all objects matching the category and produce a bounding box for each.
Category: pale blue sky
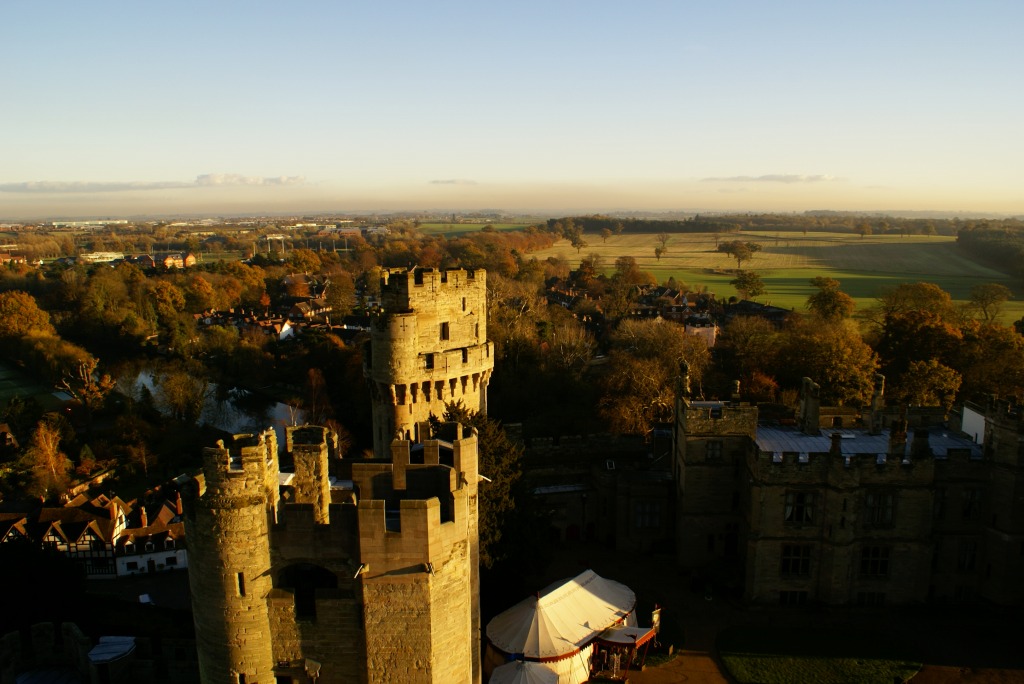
[2,1,1022,218]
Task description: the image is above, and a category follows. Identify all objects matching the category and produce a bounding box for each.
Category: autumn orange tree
[599,319,711,434]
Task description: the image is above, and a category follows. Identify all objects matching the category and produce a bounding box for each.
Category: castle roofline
[756,425,981,459]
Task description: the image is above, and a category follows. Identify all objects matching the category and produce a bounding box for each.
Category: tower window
[440,322,450,341]
[864,491,896,527]
[962,488,981,520]
[859,546,890,577]
[780,544,812,576]
[784,491,815,524]
[462,297,467,311]
[425,354,434,370]
[237,572,246,597]
[705,441,723,461]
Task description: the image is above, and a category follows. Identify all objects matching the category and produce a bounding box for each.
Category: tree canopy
[806,277,855,320]
[730,271,765,300]
[717,241,762,269]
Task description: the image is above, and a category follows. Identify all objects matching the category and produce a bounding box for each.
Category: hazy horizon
[3,2,1022,220]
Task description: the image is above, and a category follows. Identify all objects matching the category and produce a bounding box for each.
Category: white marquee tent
[489,660,559,684]
[485,569,637,684]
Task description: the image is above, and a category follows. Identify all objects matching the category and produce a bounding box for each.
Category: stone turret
[186,430,279,684]
[365,267,494,456]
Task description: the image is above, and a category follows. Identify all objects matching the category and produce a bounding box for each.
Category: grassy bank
[527,231,1024,322]
[718,625,921,684]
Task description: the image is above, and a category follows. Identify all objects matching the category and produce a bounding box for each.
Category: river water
[134,370,299,445]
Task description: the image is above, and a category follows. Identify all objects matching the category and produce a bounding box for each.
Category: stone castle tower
[365,267,493,456]
[185,265,491,683]
[186,422,482,684]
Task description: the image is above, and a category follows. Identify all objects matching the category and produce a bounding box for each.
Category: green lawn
[718,625,921,684]
[528,231,1024,323]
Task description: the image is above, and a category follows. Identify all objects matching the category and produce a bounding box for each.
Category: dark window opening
[781,544,812,576]
[860,546,890,577]
[705,441,723,461]
[635,501,661,529]
[784,491,815,524]
[779,591,807,605]
[933,488,946,521]
[856,592,886,606]
[279,563,338,620]
[425,354,434,370]
[962,488,980,520]
[958,541,977,572]
[864,491,896,527]
[440,322,450,341]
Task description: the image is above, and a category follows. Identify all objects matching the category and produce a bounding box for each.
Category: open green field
[527,231,1024,322]
[718,625,921,684]
[417,222,539,235]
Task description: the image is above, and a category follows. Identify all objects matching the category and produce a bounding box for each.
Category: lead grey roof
[755,426,981,459]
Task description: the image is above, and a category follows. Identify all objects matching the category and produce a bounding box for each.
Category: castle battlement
[200,430,280,506]
[381,267,484,305]
[678,399,759,437]
[356,495,469,576]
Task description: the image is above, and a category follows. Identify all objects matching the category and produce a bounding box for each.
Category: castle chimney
[910,428,932,460]
[140,506,148,529]
[175,492,183,517]
[869,374,885,435]
[888,416,908,460]
[679,361,692,398]
[731,379,741,402]
[799,378,821,435]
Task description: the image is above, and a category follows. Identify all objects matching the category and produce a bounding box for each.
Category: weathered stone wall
[977,404,1024,604]
[355,426,480,683]
[674,400,757,569]
[745,450,935,605]
[290,426,333,525]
